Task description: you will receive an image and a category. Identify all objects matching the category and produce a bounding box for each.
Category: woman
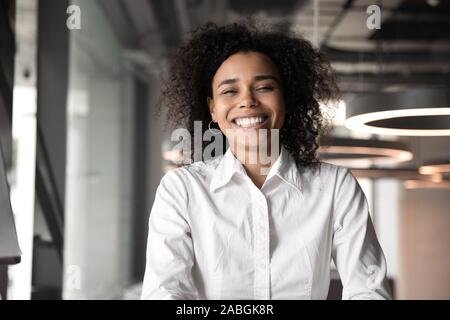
[141,21,392,300]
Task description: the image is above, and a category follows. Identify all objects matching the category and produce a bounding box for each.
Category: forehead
[212,51,279,83]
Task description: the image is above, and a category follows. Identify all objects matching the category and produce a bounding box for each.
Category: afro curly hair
[160,20,340,168]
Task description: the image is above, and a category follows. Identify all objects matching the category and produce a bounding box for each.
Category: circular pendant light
[349,168,434,180]
[419,159,450,175]
[404,179,450,189]
[319,137,413,167]
[345,87,450,136]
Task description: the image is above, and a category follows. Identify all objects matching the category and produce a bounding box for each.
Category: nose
[239,89,258,108]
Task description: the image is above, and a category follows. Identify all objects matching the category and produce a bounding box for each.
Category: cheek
[272,97,286,127]
[214,100,232,117]
[214,104,233,126]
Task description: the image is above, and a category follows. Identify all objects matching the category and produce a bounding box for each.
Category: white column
[7,0,38,300]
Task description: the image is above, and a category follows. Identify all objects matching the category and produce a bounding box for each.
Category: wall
[63,0,133,299]
[398,136,450,299]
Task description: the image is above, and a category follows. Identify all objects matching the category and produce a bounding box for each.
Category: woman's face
[207,51,286,151]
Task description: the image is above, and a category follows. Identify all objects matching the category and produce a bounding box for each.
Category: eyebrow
[217,74,278,88]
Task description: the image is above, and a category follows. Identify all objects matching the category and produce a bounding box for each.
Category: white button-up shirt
[141,147,392,300]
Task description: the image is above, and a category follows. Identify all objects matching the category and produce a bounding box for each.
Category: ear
[207,96,216,122]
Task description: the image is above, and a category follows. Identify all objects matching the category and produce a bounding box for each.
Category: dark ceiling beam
[337,72,450,82]
[322,45,450,63]
[173,0,191,36]
[320,0,354,47]
[121,0,165,53]
[337,72,450,94]
[98,0,139,48]
[148,0,182,49]
[385,12,450,21]
[99,0,167,57]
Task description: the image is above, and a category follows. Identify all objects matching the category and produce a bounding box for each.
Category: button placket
[251,188,270,300]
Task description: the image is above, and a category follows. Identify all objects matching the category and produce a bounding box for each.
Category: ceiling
[98,0,450,170]
[98,0,450,94]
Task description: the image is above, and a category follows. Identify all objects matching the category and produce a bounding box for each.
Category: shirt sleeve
[140,169,199,300]
[331,167,392,300]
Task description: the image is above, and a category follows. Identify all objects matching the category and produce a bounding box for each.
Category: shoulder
[182,155,223,177]
[297,161,355,196]
[302,161,352,184]
[160,155,223,187]
[315,162,365,210]
[317,161,352,178]
[320,161,357,188]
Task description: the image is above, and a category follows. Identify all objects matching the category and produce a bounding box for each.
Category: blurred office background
[0,0,449,300]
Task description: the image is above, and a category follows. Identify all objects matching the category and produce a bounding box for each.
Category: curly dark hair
[160,20,340,168]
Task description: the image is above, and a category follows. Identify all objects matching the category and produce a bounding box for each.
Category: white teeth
[235,116,266,128]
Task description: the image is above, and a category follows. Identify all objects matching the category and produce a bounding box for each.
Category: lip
[231,113,269,122]
[231,114,270,130]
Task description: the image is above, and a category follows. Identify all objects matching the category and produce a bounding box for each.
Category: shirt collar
[209,147,246,192]
[209,146,302,193]
[271,146,303,193]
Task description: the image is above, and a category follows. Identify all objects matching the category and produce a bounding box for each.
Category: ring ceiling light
[319,137,413,168]
[345,88,450,136]
[349,168,440,181]
[419,159,450,175]
[404,179,450,189]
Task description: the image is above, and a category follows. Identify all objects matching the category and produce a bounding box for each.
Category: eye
[221,89,237,96]
[256,85,274,92]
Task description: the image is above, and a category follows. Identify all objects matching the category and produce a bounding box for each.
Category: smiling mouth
[233,116,269,128]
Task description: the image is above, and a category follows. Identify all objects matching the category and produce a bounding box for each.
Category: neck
[230,143,280,189]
